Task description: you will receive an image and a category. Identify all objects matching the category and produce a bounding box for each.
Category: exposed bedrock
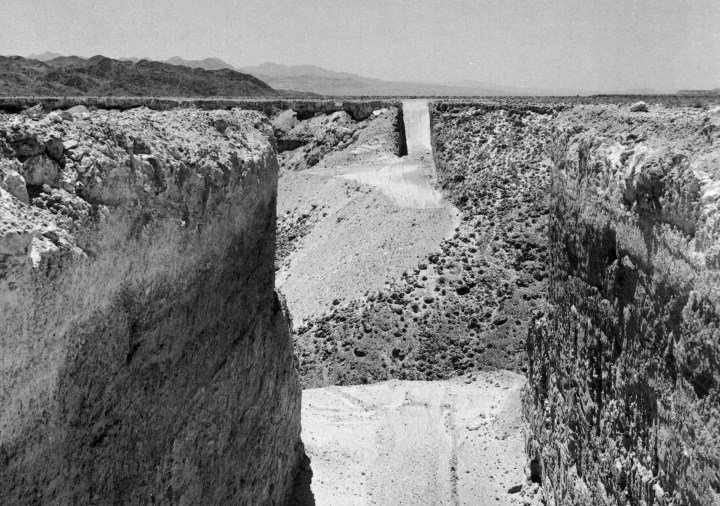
[0,108,302,504]
[525,106,720,505]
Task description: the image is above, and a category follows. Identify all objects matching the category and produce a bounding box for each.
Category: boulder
[58,110,74,121]
[272,109,299,136]
[63,138,79,151]
[44,136,65,161]
[21,155,58,186]
[11,135,45,157]
[47,111,63,123]
[629,101,649,112]
[0,161,29,204]
[213,118,229,133]
[66,105,89,116]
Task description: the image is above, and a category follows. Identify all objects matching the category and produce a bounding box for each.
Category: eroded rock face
[0,107,302,505]
[525,105,720,505]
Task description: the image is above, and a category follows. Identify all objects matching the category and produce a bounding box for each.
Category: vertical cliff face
[0,107,302,504]
[525,106,720,505]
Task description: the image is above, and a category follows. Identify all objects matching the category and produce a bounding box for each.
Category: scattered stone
[214,118,229,133]
[21,155,58,186]
[66,105,89,116]
[629,101,649,112]
[0,162,29,204]
[44,137,65,161]
[456,285,471,295]
[493,316,508,326]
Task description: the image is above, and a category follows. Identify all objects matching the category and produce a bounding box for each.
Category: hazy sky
[1,0,718,92]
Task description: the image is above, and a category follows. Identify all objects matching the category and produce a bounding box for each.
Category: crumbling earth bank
[525,105,720,505]
[0,107,302,504]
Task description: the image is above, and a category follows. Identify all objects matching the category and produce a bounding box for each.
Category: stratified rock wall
[525,106,720,505]
[0,108,302,505]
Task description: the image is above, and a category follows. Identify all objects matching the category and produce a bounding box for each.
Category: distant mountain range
[165,57,235,71]
[26,53,581,96]
[237,62,557,97]
[28,51,65,61]
[0,55,279,97]
[677,88,720,96]
[22,53,673,97]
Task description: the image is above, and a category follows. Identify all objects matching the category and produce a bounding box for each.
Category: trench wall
[0,108,302,505]
[428,99,720,505]
[524,108,720,505]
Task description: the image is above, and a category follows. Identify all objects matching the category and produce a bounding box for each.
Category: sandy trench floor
[283,101,531,505]
[302,372,528,506]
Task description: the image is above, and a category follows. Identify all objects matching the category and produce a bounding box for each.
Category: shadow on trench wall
[288,450,316,506]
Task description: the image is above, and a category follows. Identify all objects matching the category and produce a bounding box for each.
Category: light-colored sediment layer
[302,371,528,506]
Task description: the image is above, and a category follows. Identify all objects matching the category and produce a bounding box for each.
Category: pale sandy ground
[307,158,443,209]
[277,101,457,325]
[302,371,529,506]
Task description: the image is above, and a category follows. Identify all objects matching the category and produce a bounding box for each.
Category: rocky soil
[0,105,302,504]
[290,103,553,388]
[274,106,403,172]
[275,162,455,330]
[525,103,720,505]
